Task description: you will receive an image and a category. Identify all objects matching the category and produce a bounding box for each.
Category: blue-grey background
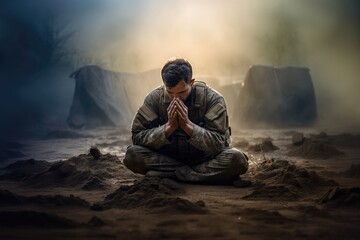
[1,0,360,141]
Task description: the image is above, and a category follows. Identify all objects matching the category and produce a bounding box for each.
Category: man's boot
[232,176,252,188]
[145,170,178,181]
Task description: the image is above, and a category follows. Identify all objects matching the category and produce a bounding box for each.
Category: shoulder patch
[205,104,226,121]
[138,104,157,122]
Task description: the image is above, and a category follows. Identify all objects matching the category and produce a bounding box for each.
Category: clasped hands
[165,97,194,137]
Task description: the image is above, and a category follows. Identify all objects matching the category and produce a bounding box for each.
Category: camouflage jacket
[131,81,231,160]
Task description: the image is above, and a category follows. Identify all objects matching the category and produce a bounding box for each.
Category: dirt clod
[101,177,207,214]
[288,138,344,159]
[244,159,338,201]
[343,164,360,178]
[319,187,360,207]
[1,149,138,189]
[87,216,106,227]
[0,189,89,207]
[0,211,80,228]
[292,132,305,145]
[249,138,279,152]
[90,147,102,159]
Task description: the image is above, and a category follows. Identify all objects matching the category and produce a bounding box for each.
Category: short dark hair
[161,58,193,87]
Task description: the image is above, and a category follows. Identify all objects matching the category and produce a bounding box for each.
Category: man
[124,58,250,187]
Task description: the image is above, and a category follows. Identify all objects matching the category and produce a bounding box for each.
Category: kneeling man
[124,58,250,187]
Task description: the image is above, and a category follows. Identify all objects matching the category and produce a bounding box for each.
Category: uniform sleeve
[131,92,170,149]
[188,97,229,156]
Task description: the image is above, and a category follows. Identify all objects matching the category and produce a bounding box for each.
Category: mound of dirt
[0,159,51,181]
[81,176,109,190]
[254,159,337,189]
[343,164,360,178]
[290,205,329,218]
[319,187,360,207]
[287,132,352,159]
[311,132,360,148]
[24,161,93,188]
[243,159,338,201]
[249,138,279,152]
[287,138,344,159]
[2,148,138,189]
[87,216,106,227]
[232,208,289,224]
[144,197,207,214]
[100,177,207,214]
[292,132,305,145]
[0,211,80,228]
[0,189,89,207]
[243,185,299,201]
[329,134,360,148]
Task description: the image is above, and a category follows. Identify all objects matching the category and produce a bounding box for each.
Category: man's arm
[131,92,170,150]
[188,98,229,156]
[132,92,179,149]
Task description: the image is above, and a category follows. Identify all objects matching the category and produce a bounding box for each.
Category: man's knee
[123,145,148,174]
[222,148,249,175]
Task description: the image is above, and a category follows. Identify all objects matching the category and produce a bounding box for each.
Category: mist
[1,0,360,140]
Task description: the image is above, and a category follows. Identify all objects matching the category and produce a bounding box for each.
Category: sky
[1,0,360,138]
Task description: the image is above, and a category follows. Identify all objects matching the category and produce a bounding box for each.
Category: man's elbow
[214,144,225,155]
[131,134,140,145]
[209,139,226,155]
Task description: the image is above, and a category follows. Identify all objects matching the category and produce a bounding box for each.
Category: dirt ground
[0,128,359,239]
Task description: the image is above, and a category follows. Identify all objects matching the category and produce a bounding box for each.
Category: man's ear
[190,78,195,86]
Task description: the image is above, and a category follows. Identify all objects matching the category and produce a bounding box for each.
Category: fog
[1,0,360,139]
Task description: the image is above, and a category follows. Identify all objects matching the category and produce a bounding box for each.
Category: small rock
[249,138,279,152]
[292,133,304,145]
[87,216,106,227]
[319,187,360,207]
[90,203,104,211]
[90,147,102,160]
[195,200,206,207]
[343,164,360,178]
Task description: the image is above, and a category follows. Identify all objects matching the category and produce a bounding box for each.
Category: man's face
[165,79,195,102]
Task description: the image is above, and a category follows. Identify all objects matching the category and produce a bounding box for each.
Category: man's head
[161,58,195,101]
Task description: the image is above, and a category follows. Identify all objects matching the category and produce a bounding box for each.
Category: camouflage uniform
[124,82,248,183]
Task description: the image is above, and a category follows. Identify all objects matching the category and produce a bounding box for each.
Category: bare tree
[40,8,78,66]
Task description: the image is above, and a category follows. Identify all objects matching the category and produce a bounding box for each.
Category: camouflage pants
[123,145,249,184]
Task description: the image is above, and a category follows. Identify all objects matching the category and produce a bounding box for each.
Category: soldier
[124,58,250,187]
